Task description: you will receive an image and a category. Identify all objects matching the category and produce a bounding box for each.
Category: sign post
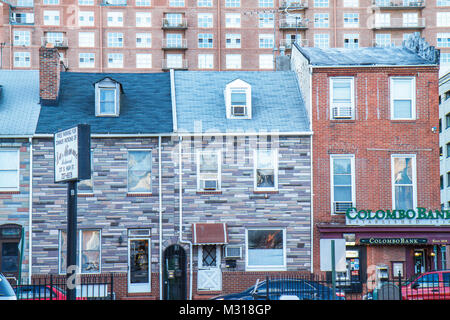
[54,124,91,300]
[331,240,336,300]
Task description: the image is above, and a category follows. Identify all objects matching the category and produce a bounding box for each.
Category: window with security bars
[201,245,217,267]
[331,155,354,214]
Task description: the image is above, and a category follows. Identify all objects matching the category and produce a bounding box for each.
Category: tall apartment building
[440,71,450,209]
[0,0,449,72]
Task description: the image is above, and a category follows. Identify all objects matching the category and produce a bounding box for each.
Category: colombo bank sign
[345,207,450,226]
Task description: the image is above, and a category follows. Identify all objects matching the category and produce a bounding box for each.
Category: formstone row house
[0,33,445,300]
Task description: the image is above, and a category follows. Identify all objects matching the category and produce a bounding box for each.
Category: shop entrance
[163,244,186,300]
[414,249,426,274]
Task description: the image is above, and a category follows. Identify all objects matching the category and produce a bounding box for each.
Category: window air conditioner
[201,179,218,191]
[334,202,353,214]
[224,246,242,259]
[332,106,353,119]
[231,105,247,116]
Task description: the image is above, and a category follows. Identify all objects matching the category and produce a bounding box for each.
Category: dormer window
[225,79,251,119]
[94,77,122,117]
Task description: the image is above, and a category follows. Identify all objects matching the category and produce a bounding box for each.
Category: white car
[0,274,17,300]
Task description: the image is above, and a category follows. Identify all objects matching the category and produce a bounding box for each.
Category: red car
[15,285,87,300]
[402,270,450,300]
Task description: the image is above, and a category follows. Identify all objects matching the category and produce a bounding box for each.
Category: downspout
[309,66,314,273]
[28,137,33,283]
[158,135,163,300]
[178,136,193,300]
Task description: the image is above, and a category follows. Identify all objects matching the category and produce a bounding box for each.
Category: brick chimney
[39,44,60,105]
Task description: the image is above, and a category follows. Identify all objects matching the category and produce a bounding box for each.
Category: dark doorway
[163,244,186,300]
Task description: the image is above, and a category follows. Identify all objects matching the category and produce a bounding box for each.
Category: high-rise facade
[1,0,449,72]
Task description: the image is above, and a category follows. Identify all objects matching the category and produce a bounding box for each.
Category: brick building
[27,46,312,299]
[0,0,449,72]
[291,33,446,294]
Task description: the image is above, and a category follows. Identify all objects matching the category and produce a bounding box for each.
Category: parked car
[0,273,17,300]
[14,285,87,300]
[211,278,345,300]
[401,270,450,300]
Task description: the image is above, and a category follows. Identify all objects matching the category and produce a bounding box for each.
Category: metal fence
[262,273,450,300]
[13,274,115,300]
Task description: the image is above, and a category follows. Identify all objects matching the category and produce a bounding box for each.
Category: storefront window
[246,229,285,270]
[392,155,416,210]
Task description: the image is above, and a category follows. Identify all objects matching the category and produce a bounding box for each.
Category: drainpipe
[158,135,163,300]
[178,136,193,300]
[28,137,33,283]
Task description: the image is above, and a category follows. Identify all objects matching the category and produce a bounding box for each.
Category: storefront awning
[192,223,228,245]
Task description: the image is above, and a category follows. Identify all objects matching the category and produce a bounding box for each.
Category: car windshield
[0,276,15,296]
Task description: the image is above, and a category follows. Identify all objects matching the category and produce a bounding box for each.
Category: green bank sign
[345,207,450,226]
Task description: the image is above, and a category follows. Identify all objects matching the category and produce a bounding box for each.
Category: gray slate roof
[174,71,310,134]
[0,70,40,136]
[296,46,435,66]
[36,72,173,134]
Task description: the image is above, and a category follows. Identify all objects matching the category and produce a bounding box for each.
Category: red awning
[192,223,228,245]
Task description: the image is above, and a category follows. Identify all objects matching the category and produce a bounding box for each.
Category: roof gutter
[170,69,178,133]
[311,64,439,69]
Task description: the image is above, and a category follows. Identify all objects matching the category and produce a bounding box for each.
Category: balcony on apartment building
[372,17,425,29]
[372,38,405,47]
[372,0,425,9]
[280,39,308,49]
[102,0,127,5]
[162,59,188,70]
[279,0,308,9]
[162,18,188,30]
[6,0,34,7]
[279,18,309,30]
[41,37,69,49]
[9,12,34,25]
[162,38,188,50]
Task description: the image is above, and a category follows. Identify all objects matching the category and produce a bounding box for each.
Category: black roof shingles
[36,72,173,134]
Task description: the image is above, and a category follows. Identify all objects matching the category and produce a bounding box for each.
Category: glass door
[128,238,150,293]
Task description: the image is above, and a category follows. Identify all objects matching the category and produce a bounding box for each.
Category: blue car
[211,279,345,300]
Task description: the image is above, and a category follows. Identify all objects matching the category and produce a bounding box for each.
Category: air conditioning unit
[200,179,218,191]
[224,246,242,259]
[332,106,353,119]
[231,105,247,116]
[334,202,353,214]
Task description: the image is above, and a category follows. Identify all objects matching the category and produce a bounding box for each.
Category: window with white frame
[343,0,358,7]
[314,33,329,48]
[198,33,213,48]
[43,10,60,26]
[44,0,59,4]
[259,13,274,28]
[127,150,152,193]
[259,0,273,7]
[13,30,30,46]
[226,54,241,69]
[225,79,251,118]
[136,33,152,47]
[107,32,123,47]
[16,0,33,6]
[0,149,20,191]
[343,13,359,28]
[437,0,450,6]
[225,0,240,7]
[197,150,221,191]
[390,77,415,120]
[79,11,94,26]
[136,53,152,68]
[437,33,450,47]
[344,34,359,48]
[79,32,95,47]
[259,54,273,69]
[254,149,278,190]
[403,12,418,27]
[375,33,392,47]
[59,230,101,274]
[391,154,416,210]
[198,54,214,69]
[135,0,151,5]
[225,13,241,28]
[246,228,286,271]
[330,155,355,214]
[107,11,123,27]
[169,0,184,6]
[45,32,64,46]
[136,12,151,27]
[259,34,274,48]
[78,150,94,194]
[441,53,450,65]
[95,78,120,116]
[314,13,329,28]
[79,53,95,68]
[374,13,390,27]
[226,34,241,48]
[437,12,450,27]
[107,53,123,68]
[13,52,30,67]
[198,0,212,6]
[166,54,183,68]
[198,13,213,28]
[314,0,328,7]
[330,77,354,119]
[79,0,94,4]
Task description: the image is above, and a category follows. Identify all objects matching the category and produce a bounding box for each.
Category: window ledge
[253,190,279,194]
[0,191,20,194]
[196,191,222,195]
[127,193,153,197]
[391,120,417,123]
[78,193,95,197]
